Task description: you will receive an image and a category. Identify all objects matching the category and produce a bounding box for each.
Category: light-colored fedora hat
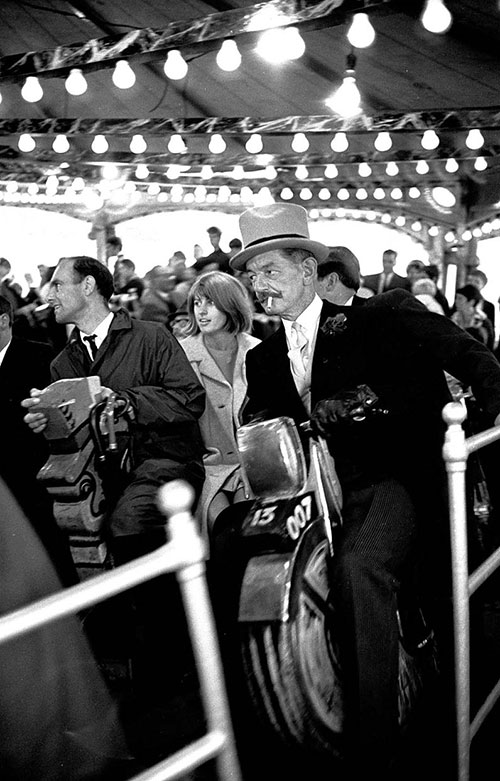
[229,203,329,271]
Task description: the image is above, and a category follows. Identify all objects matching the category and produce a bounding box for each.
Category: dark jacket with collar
[243,290,500,500]
[363,271,410,295]
[50,308,206,465]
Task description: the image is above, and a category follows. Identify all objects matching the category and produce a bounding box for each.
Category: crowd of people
[1,210,500,778]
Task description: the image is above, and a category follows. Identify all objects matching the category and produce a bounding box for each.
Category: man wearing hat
[229,203,500,775]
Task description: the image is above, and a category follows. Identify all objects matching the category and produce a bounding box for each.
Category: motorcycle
[230,409,439,759]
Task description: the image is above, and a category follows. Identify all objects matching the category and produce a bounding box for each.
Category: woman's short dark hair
[63,256,114,301]
[186,271,253,336]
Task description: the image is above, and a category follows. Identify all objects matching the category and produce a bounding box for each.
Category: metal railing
[0,479,242,781]
[443,401,500,781]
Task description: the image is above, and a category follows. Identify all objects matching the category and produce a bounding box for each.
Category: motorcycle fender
[239,553,293,622]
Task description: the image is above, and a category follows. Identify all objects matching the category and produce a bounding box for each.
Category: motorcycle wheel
[239,532,438,758]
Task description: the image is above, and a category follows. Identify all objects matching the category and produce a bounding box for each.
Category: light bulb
[390,187,403,199]
[280,188,294,200]
[101,164,119,180]
[416,160,430,174]
[373,187,385,199]
[18,133,36,152]
[171,184,184,201]
[432,186,456,207]
[299,188,313,200]
[130,134,147,154]
[358,162,372,177]
[421,129,440,150]
[337,188,350,201]
[295,165,309,180]
[168,134,187,153]
[208,134,226,154]
[356,188,368,200]
[218,185,231,202]
[166,165,182,179]
[135,164,149,179]
[330,132,349,153]
[6,181,18,193]
[381,213,391,224]
[318,188,331,200]
[21,76,43,103]
[27,183,39,195]
[291,133,309,153]
[374,132,392,151]
[445,157,459,173]
[124,181,137,193]
[72,177,85,190]
[412,221,422,231]
[325,75,361,118]
[216,40,241,71]
[231,165,245,180]
[325,164,338,178]
[474,156,488,171]
[466,129,484,150]
[386,162,399,176]
[112,60,136,89]
[53,134,70,153]
[264,166,277,179]
[91,135,108,154]
[246,134,263,154]
[256,29,288,64]
[46,174,59,190]
[200,165,213,179]
[240,186,254,201]
[409,187,421,198]
[65,68,87,96]
[285,27,306,60]
[347,13,376,48]
[421,0,452,34]
[429,225,440,237]
[164,50,188,80]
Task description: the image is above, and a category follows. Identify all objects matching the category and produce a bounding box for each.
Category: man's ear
[326,272,339,291]
[303,256,317,283]
[82,275,96,296]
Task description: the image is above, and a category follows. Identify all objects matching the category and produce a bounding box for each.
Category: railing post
[442,401,470,781]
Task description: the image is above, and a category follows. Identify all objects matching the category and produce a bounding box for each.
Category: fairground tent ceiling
[1,0,500,242]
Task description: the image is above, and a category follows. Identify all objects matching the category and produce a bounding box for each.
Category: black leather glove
[311,384,385,438]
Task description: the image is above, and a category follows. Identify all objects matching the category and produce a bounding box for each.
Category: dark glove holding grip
[311,384,387,438]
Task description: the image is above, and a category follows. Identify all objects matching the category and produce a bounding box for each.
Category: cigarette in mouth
[266,296,273,309]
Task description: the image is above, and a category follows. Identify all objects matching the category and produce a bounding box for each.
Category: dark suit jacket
[244,291,500,507]
[363,271,410,295]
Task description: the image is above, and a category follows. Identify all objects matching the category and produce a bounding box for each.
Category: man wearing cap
[229,203,500,775]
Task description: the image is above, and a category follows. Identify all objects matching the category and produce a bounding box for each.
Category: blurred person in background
[467,268,496,334]
[452,284,494,349]
[412,277,445,316]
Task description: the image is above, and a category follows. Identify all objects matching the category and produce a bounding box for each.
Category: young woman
[181,271,260,542]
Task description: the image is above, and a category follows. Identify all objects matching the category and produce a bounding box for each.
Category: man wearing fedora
[229,202,500,776]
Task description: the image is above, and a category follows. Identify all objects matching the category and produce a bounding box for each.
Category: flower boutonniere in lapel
[321,313,348,337]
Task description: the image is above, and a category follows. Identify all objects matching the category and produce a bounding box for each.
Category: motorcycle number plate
[243,492,318,545]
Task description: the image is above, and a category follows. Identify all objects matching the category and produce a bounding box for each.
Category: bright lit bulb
[461,230,472,241]
[299,188,313,200]
[201,165,214,180]
[256,28,304,63]
[130,134,147,154]
[386,162,399,176]
[164,50,188,80]
[73,177,85,190]
[421,129,440,150]
[218,185,232,202]
[429,225,440,237]
[409,187,421,198]
[432,186,456,207]
[216,40,242,71]
[330,132,349,153]
[246,134,263,154]
[295,165,309,180]
[445,157,459,173]
[280,188,294,200]
[358,162,372,177]
[421,0,452,34]
[416,160,430,174]
[65,68,87,96]
[46,174,59,190]
[466,129,484,150]
[325,164,338,178]
[291,133,309,153]
[18,134,36,152]
[390,187,403,199]
[166,165,181,179]
[318,188,331,200]
[325,75,361,118]
[347,13,376,48]
[6,181,18,193]
[135,164,149,179]
[373,187,385,199]
[381,213,391,224]
[474,156,488,171]
[112,60,136,89]
[337,188,350,201]
[171,184,184,202]
[374,132,392,151]
[53,134,70,153]
[101,164,119,180]
[92,135,109,154]
[231,165,245,180]
[395,216,406,227]
[264,166,277,179]
[356,188,368,200]
[168,134,187,153]
[412,221,422,231]
[285,27,306,60]
[21,76,43,103]
[208,134,226,154]
[27,183,39,195]
[240,186,254,202]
